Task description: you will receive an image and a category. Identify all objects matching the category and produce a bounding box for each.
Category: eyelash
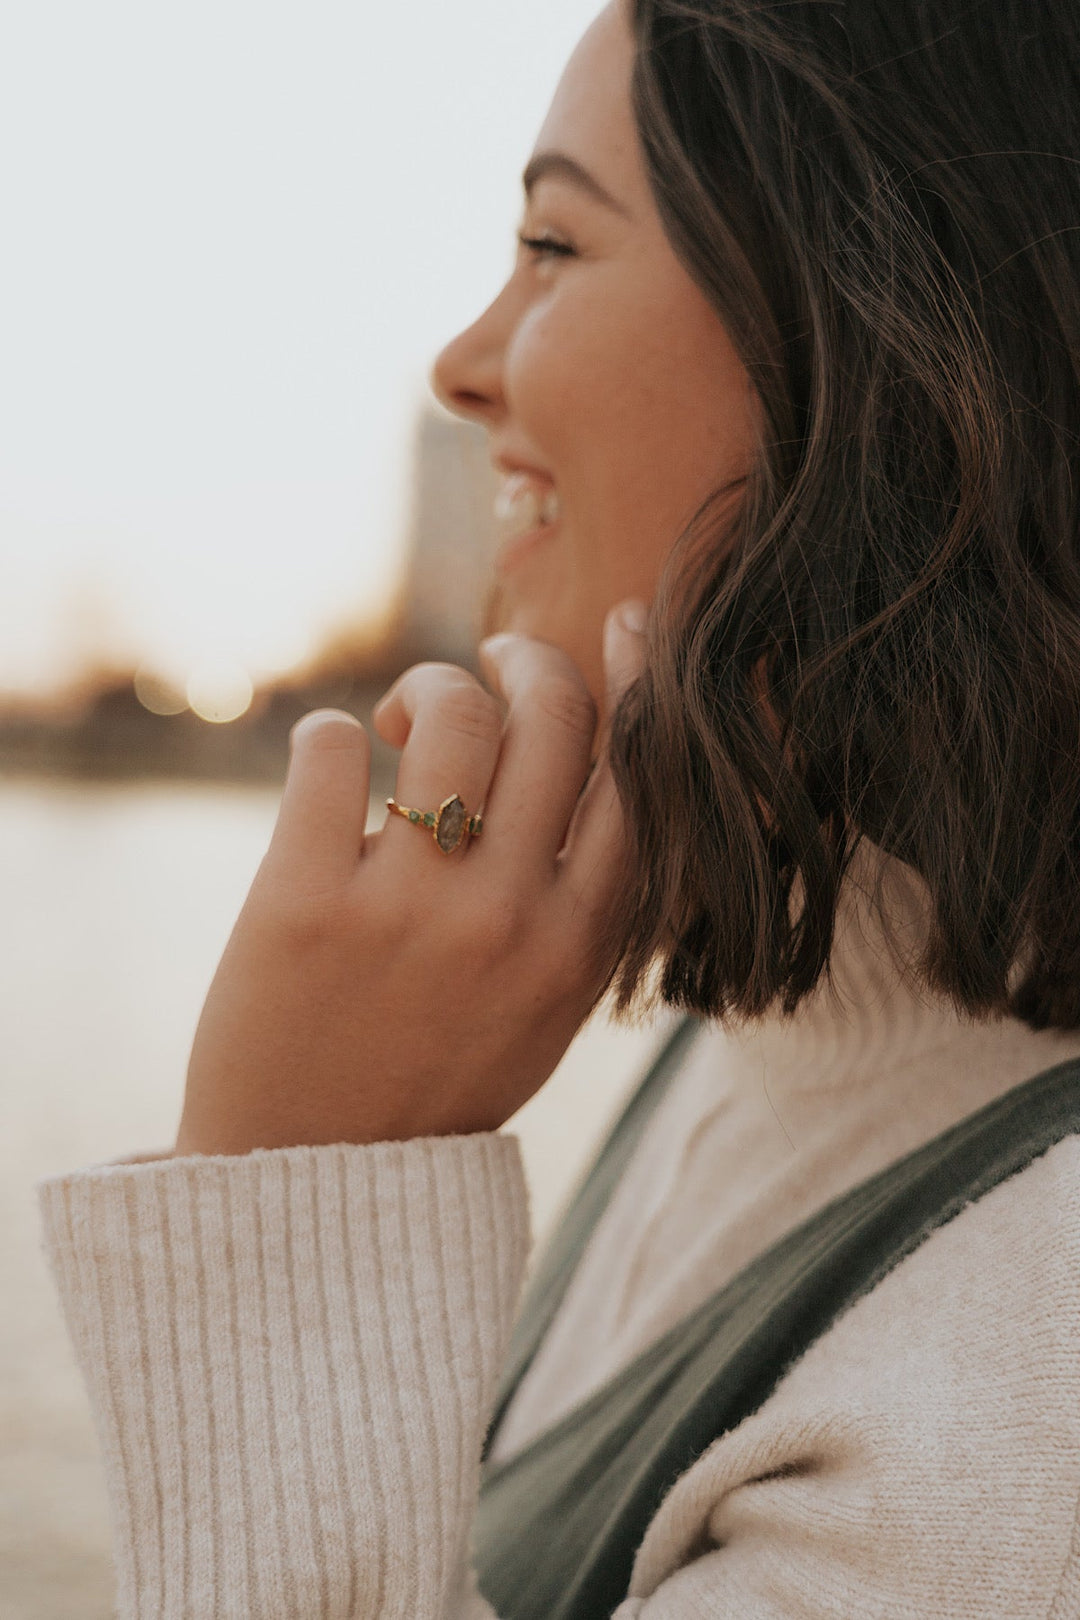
[516,230,575,260]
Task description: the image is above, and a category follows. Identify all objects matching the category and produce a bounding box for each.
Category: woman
[40,0,1080,1614]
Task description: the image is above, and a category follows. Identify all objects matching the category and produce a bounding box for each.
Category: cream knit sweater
[38,852,1080,1617]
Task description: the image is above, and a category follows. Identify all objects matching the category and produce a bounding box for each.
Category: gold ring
[386,794,483,854]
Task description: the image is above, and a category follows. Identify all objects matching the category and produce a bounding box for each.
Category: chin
[478,577,511,641]
[478,577,552,644]
[477,577,604,702]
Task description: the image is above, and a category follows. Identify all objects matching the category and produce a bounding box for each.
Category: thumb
[603,599,648,716]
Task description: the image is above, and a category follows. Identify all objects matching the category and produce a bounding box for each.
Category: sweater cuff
[38,1133,530,1619]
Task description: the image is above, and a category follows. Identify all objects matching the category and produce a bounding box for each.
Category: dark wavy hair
[603,0,1080,1028]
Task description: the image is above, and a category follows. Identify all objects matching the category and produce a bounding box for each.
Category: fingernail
[615,599,647,634]
[289,709,363,747]
[479,633,516,656]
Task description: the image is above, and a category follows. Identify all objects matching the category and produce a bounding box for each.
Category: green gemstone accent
[409,810,420,823]
[424,812,436,827]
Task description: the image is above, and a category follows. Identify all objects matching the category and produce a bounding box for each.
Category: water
[0,777,662,1618]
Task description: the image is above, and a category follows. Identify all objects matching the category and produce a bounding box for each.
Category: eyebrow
[521,150,631,219]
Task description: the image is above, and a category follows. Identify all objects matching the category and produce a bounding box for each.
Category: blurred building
[390,400,500,669]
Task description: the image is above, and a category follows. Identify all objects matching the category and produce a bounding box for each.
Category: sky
[0,0,603,698]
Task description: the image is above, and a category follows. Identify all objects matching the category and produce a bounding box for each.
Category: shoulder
[626,1134,1080,1616]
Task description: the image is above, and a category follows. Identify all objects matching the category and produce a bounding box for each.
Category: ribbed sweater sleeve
[38,1130,1080,1618]
[37,1135,529,1620]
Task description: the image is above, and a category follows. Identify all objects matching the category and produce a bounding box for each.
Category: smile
[492,474,562,574]
[494,472,561,538]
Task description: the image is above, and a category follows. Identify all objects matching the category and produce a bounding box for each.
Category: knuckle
[533,676,597,738]
[435,682,504,745]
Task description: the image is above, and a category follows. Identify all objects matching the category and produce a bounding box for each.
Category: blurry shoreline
[0,674,402,791]
[0,402,500,792]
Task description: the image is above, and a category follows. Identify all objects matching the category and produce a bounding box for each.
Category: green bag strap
[475,1052,1080,1620]
[484,1015,704,1456]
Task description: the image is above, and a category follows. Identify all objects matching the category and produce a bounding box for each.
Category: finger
[474,633,599,868]
[601,599,648,732]
[558,601,647,888]
[266,710,371,882]
[374,663,505,858]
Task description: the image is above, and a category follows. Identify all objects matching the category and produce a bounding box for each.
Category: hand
[173,601,648,1156]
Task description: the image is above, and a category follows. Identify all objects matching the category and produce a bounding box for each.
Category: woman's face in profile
[431,0,759,707]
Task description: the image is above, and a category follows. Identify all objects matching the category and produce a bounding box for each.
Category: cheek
[497,278,759,655]
[502,290,669,556]
[505,280,754,513]
[503,315,660,608]
[500,295,615,441]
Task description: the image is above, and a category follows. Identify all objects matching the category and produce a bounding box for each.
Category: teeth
[540,487,560,524]
[494,472,561,537]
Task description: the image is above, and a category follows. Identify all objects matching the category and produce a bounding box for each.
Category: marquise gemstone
[436,796,467,852]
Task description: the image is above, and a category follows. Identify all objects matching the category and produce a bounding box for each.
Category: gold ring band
[386,793,483,854]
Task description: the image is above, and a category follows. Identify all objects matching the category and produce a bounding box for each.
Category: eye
[516,230,576,260]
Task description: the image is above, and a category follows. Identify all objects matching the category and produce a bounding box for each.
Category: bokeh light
[133,665,188,716]
[186,661,254,724]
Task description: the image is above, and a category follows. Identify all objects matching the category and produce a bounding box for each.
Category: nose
[429,294,507,429]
